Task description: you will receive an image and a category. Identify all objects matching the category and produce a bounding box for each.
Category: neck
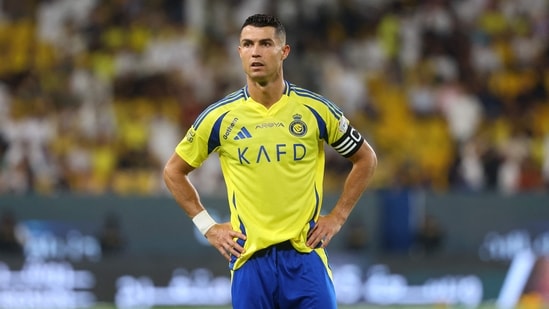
[247,77,285,108]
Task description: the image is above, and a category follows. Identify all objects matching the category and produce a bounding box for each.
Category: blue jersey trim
[290,85,343,120]
[283,80,291,96]
[307,186,322,248]
[207,111,228,154]
[305,105,328,141]
[230,191,247,270]
[193,89,245,129]
[243,86,250,100]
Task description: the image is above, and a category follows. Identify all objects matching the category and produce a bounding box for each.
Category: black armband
[331,125,364,158]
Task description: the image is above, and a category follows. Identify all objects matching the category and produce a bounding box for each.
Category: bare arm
[163,153,204,218]
[306,140,377,248]
[163,153,246,260]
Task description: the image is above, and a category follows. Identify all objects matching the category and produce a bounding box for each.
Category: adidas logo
[234,127,252,140]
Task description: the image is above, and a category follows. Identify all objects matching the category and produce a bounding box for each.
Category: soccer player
[163,13,377,309]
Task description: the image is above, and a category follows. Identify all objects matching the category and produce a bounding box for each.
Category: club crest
[289,114,307,137]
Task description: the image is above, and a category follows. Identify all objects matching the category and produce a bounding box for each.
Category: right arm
[163,153,246,261]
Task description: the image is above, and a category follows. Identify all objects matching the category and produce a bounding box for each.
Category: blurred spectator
[320,56,369,116]
[518,154,545,192]
[473,75,504,120]
[436,80,482,145]
[0,83,10,125]
[481,142,504,191]
[0,209,23,256]
[406,72,437,118]
[148,111,181,168]
[498,128,532,194]
[0,133,11,190]
[544,134,549,188]
[456,138,485,191]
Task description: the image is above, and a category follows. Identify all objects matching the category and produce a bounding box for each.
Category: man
[163,13,377,309]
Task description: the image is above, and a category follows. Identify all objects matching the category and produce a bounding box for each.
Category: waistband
[252,240,295,258]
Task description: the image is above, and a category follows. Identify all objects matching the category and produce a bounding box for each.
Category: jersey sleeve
[305,91,365,158]
[318,101,364,158]
[330,115,365,158]
[175,125,211,168]
[174,89,245,167]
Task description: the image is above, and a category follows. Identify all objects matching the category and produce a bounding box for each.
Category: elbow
[163,162,174,188]
[356,142,377,183]
[369,147,378,171]
[361,141,378,173]
[163,154,194,186]
[163,156,180,187]
[162,164,170,185]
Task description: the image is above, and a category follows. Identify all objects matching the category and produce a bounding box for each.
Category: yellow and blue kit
[175,80,364,308]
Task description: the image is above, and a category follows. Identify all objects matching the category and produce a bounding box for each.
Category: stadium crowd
[0,0,548,196]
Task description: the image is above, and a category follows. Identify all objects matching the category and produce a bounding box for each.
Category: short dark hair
[241,14,286,42]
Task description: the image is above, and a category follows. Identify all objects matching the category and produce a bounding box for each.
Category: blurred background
[0,0,548,308]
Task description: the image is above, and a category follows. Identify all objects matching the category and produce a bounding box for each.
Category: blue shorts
[231,241,337,309]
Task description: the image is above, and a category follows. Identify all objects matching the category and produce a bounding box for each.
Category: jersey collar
[243,80,291,101]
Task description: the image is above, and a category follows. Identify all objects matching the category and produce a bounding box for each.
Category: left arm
[306,140,377,248]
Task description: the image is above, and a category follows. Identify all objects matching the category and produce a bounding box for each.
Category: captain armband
[192,210,217,236]
[331,125,364,158]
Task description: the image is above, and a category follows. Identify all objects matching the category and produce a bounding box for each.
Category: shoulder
[288,83,344,120]
[192,88,246,130]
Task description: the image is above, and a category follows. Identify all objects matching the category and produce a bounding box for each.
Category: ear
[281,44,290,60]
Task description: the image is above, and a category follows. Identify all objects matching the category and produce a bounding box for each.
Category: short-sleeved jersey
[175,81,362,270]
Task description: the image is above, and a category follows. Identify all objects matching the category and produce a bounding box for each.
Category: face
[238,26,290,84]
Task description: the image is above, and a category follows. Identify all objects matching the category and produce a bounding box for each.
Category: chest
[217,104,321,164]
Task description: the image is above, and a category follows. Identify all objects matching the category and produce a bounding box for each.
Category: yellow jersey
[175,81,364,269]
